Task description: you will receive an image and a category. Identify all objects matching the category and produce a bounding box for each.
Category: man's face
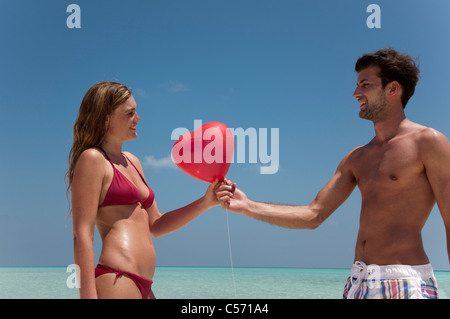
[353,66,388,122]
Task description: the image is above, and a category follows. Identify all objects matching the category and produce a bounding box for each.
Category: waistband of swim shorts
[351,261,435,280]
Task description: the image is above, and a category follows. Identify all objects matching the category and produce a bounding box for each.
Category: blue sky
[1,0,450,271]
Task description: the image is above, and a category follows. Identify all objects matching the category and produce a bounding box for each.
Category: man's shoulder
[408,122,448,146]
[338,143,371,170]
[403,122,450,164]
[346,139,374,158]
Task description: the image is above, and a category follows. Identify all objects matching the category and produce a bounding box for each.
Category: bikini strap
[98,146,113,164]
[98,148,146,185]
[123,153,149,187]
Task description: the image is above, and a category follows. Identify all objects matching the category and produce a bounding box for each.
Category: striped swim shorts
[343,261,439,299]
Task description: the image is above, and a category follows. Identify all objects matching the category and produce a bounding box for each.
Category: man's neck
[373,112,407,144]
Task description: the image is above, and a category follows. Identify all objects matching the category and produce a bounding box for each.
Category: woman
[67,81,221,299]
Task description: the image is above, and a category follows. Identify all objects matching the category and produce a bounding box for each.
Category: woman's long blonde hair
[66,81,132,194]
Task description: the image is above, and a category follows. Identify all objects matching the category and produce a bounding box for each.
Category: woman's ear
[105,116,111,131]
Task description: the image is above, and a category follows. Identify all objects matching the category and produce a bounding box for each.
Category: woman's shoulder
[79,147,106,161]
[76,148,108,171]
[72,148,109,184]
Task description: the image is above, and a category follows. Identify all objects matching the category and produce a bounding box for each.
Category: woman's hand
[203,179,222,208]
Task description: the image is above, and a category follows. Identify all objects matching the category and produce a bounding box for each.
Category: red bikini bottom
[95,264,153,299]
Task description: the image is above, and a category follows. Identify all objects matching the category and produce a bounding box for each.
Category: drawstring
[114,270,127,278]
[347,261,367,299]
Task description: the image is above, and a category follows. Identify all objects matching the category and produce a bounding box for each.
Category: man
[216,49,450,299]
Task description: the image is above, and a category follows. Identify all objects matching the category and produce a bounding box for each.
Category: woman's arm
[71,149,104,299]
[147,180,220,238]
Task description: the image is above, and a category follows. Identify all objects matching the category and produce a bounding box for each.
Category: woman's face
[106,95,141,142]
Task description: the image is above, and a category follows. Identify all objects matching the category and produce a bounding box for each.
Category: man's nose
[353,87,361,99]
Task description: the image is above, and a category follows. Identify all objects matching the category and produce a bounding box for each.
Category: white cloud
[134,87,149,98]
[143,155,177,170]
[157,81,188,93]
[168,82,188,92]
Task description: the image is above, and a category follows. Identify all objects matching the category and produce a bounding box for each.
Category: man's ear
[387,81,402,96]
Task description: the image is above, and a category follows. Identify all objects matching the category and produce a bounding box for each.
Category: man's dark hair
[355,49,420,108]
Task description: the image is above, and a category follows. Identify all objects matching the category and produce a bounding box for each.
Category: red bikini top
[98,148,155,209]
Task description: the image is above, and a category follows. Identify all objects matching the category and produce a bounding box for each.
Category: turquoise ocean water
[0,267,449,299]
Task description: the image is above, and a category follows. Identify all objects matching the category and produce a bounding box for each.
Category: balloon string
[226,208,237,298]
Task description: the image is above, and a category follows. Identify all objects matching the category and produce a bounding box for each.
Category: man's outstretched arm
[217,152,357,229]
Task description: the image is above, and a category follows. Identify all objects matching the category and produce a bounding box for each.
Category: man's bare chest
[352,138,425,191]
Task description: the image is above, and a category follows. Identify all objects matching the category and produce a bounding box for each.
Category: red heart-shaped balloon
[172,122,234,183]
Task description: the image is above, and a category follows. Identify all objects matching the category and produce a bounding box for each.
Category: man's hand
[215,178,249,214]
